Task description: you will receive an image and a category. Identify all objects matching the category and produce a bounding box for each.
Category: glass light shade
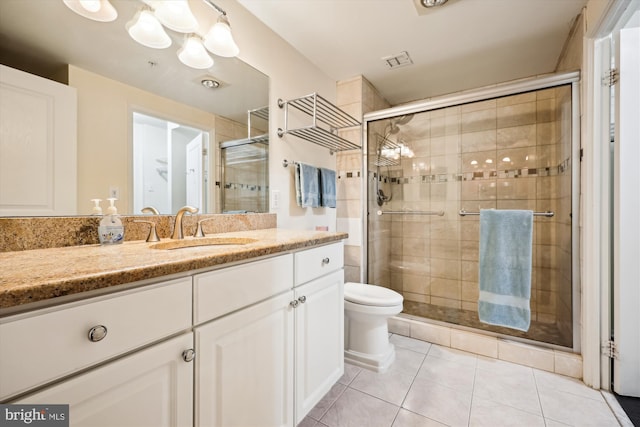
[154,0,198,33]
[126,9,171,49]
[178,36,214,69]
[204,15,239,58]
[63,0,117,22]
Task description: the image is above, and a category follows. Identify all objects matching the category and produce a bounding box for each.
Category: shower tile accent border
[389,315,583,380]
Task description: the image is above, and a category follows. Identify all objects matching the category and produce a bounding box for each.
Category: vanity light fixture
[178,35,214,69]
[153,0,199,33]
[63,0,117,22]
[126,7,172,49]
[202,1,240,57]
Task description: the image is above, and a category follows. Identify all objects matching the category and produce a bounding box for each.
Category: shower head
[389,114,414,134]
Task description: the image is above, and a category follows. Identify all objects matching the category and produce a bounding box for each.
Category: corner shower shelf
[277,93,361,153]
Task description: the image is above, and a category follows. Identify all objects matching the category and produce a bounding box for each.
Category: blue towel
[478,209,533,332]
[319,168,336,208]
[297,163,320,208]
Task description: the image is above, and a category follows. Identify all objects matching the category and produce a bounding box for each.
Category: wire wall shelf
[373,133,401,167]
[277,93,361,153]
[221,107,269,149]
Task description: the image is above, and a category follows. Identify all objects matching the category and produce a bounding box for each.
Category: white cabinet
[2,242,344,427]
[294,269,344,424]
[195,291,295,427]
[293,243,344,424]
[16,333,194,427]
[0,277,192,401]
[0,64,77,216]
[194,243,344,427]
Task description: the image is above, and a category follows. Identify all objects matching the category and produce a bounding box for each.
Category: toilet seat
[344,282,403,307]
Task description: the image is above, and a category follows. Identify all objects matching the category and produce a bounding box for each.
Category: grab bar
[377,210,444,216]
[458,209,554,217]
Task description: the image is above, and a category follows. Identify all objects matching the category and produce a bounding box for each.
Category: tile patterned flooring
[301,335,624,427]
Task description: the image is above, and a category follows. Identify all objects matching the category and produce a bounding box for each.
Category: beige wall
[335,76,391,283]
[69,66,219,215]
[67,0,340,227]
[219,0,339,231]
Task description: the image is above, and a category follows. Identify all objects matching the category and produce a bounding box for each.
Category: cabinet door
[0,64,77,216]
[195,291,295,427]
[295,269,344,424]
[15,334,193,427]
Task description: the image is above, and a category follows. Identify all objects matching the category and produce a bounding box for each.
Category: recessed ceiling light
[201,79,220,89]
[421,0,448,7]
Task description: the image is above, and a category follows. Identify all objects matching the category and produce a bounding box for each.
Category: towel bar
[377,210,445,216]
[459,209,554,217]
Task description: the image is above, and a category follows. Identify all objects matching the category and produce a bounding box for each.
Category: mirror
[0,0,269,216]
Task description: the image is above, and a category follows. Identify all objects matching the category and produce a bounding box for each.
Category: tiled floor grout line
[467,356,479,426]
[531,366,550,426]
[395,347,429,423]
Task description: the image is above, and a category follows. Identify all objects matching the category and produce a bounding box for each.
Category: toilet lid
[344,282,404,307]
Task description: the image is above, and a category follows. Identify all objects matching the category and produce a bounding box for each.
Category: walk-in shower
[364,72,580,350]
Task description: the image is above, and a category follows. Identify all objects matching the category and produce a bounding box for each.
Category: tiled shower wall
[368,86,574,347]
[216,117,269,213]
[336,76,390,283]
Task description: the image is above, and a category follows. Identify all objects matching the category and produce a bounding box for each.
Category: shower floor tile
[303,336,625,427]
[402,301,571,348]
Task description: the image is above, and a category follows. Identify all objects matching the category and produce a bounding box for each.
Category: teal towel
[319,168,336,208]
[297,163,320,208]
[478,209,533,332]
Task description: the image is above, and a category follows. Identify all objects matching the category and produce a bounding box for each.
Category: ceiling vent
[382,51,413,70]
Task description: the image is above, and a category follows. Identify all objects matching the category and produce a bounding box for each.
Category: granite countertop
[0,228,347,313]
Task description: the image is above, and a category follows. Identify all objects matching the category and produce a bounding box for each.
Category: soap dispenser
[98,198,124,244]
[91,199,103,215]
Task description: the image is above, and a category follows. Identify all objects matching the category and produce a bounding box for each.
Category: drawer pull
[322,257,330,265]
[298,296,307,304]
[88,325,108,342]
[290,300,299,308]
[182,349,196,363]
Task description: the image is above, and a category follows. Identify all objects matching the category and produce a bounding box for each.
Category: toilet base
[344,343,396,374]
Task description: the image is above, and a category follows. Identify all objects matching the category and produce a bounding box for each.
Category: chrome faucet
[171,206,198,239]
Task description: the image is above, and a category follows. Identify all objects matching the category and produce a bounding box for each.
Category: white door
[612,6,640,397]
[0,64,77,215]
[15,334,194,427]
[294,269,344,424]
[186,134,203,210]
[195,291,295,427]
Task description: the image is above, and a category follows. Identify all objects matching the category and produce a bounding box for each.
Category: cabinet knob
[88,325,108,342]
[298,296,307,304]
[322,257,330,265]
[290,300,299,308]
[182,349,196,363]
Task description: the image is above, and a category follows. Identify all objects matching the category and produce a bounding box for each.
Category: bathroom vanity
[0,229,345,426]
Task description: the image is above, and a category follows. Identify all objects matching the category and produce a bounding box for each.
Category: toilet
[344,282,404,373]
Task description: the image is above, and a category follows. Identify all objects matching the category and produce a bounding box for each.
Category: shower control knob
[298,296,307,304]
[290,300,299,308]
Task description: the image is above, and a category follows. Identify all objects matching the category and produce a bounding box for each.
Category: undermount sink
[150,237,258,250]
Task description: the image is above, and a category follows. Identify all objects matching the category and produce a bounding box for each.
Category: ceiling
[0,0,268,124]
[238,0,588,106]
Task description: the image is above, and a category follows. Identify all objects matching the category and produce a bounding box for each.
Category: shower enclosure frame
[361,71,582,352]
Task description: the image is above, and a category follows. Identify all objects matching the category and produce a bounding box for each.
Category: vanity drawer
[194,254,294,325]
[0,277,192,401]
[294,242,344,286]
